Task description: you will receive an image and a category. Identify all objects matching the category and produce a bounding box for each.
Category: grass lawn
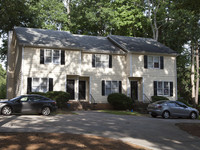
[98,110,146,116]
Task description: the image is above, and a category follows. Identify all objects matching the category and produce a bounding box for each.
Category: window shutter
[49,78,53,91]
[27,77,32,94]
[154,81,157,96]
[61,50,65,65]
[119,81,122,93]
[40,49,44,64]
[160,56,164,69]
[109,55,112,68]
[144,55,148,69]
[92,54,96,67]
[170,82,173,97]
[102,80,105,96]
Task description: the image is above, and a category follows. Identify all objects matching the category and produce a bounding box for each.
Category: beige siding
[131,54,177,100]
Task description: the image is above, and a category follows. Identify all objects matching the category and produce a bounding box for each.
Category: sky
[0,38,6,70]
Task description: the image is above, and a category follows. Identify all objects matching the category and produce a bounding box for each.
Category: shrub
[107,93,133,110]
[151,96,169,102]
[197,105,200,112]
[30,91,70,109]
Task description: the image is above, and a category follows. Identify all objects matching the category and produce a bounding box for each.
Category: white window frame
[148,56,160,69]
[32,78,49,93]
[105,80,119,96]
[157,81,170,96]
[44,49,61,64]
[95,54,109,68]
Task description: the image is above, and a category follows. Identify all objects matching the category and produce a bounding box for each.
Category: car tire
[162,111,170,119]
[190,112,197,119]
[41,107,51,116]
[1,106,12,116]
[151,114,157,118]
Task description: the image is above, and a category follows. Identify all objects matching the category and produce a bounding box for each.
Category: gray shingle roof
[108,35,176,54]
[14,27,176,55]
[14,27,122,53]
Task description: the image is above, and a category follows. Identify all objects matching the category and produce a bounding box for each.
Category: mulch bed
[0,132,148,150]
[175,123,200,138]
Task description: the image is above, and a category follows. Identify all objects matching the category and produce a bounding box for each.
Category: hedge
[151,96,169,102]
[107,93,133,110]
[30,91,70,109]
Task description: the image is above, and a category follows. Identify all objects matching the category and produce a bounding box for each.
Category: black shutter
[92,54,96,67]
[154,81,157,96]
[109,55,112,68]
[61,50,65,65]
[119,81,122,93]
[144,55,148,69]
[160,56,164,69]
[40,49,44,64]
[170,82,173,97]
[49,78,53,91]
[27,77,32,94]
[102,80,105,96]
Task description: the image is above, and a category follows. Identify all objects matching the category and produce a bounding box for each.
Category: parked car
[147,100,199,119]
[0,95,57,116]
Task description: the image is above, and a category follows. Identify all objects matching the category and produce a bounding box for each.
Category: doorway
[131,81,138,101]
[79,81,86,100]
[67,79,75,100]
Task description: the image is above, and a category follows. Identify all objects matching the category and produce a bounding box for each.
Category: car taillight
[53,101,56,105]
[156,105,162,109]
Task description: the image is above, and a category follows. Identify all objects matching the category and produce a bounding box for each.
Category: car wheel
[41,107,51,116]
[1,106,12,116]
[190,112,197,119]
[162,111,170,119]
[151,114,157,118]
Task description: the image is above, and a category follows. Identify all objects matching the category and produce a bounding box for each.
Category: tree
[0,64,6,98]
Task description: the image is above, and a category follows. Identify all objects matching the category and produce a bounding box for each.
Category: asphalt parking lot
[0,111,200,150]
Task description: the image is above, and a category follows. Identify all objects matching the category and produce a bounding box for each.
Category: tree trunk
[191,44,196,104]
[195,43,199,105]
[63,0,70,15]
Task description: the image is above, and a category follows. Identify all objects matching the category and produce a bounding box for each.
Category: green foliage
[107,93,133,110]
[151,96,169,102]
[0,64,6,99]
[30,91,70,109]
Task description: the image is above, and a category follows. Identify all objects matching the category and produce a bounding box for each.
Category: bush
[151,96,169,102]
[197,105,200,112]
[30,91,70,109]
[107,93,133,110]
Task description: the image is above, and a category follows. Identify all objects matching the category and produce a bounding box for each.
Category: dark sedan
[0,95,57,116]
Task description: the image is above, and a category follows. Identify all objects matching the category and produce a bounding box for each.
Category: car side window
[168,102,178,107]
[20,97,29,102]
[29,96,40,102]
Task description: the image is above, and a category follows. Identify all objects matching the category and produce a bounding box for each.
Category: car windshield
[10,96,21,101]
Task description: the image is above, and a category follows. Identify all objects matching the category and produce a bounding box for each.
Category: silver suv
[147,100,199,119]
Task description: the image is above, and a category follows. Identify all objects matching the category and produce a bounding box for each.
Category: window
[32,78,49,92]
[95,54,109,68]
[44,49,61,64]
[157,81,170,96]
[148,56,160,69]
[105,81,119,95]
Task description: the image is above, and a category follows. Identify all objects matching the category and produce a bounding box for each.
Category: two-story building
[7,27,177,108]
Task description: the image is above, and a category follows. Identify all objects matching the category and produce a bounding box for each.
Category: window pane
[112,81,118,89]
[33,78,39,86]
[32,86,40,92]
[157,89,163,95]
[164,89,169,95]
[41,86,48,93]
[102,61,109,67]
[154,56,159,68]
[46,50,52,57]
[53,50,59,57]
[96,55,101,62]
[53,57,60,64]
[154,62,159,68]
[101,55,109,61]
[106,88,111,95]
[164,82,168,88]
[41,78,48,86]
[148,62,153,68]
[158,82,162,88]
[154,56,159,62]
[105,81,111,88]
[148,56,153,62]
[45,50,52,63]
[96,62,101,67]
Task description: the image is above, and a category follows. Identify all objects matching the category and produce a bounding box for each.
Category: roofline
[107,36,129,53]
